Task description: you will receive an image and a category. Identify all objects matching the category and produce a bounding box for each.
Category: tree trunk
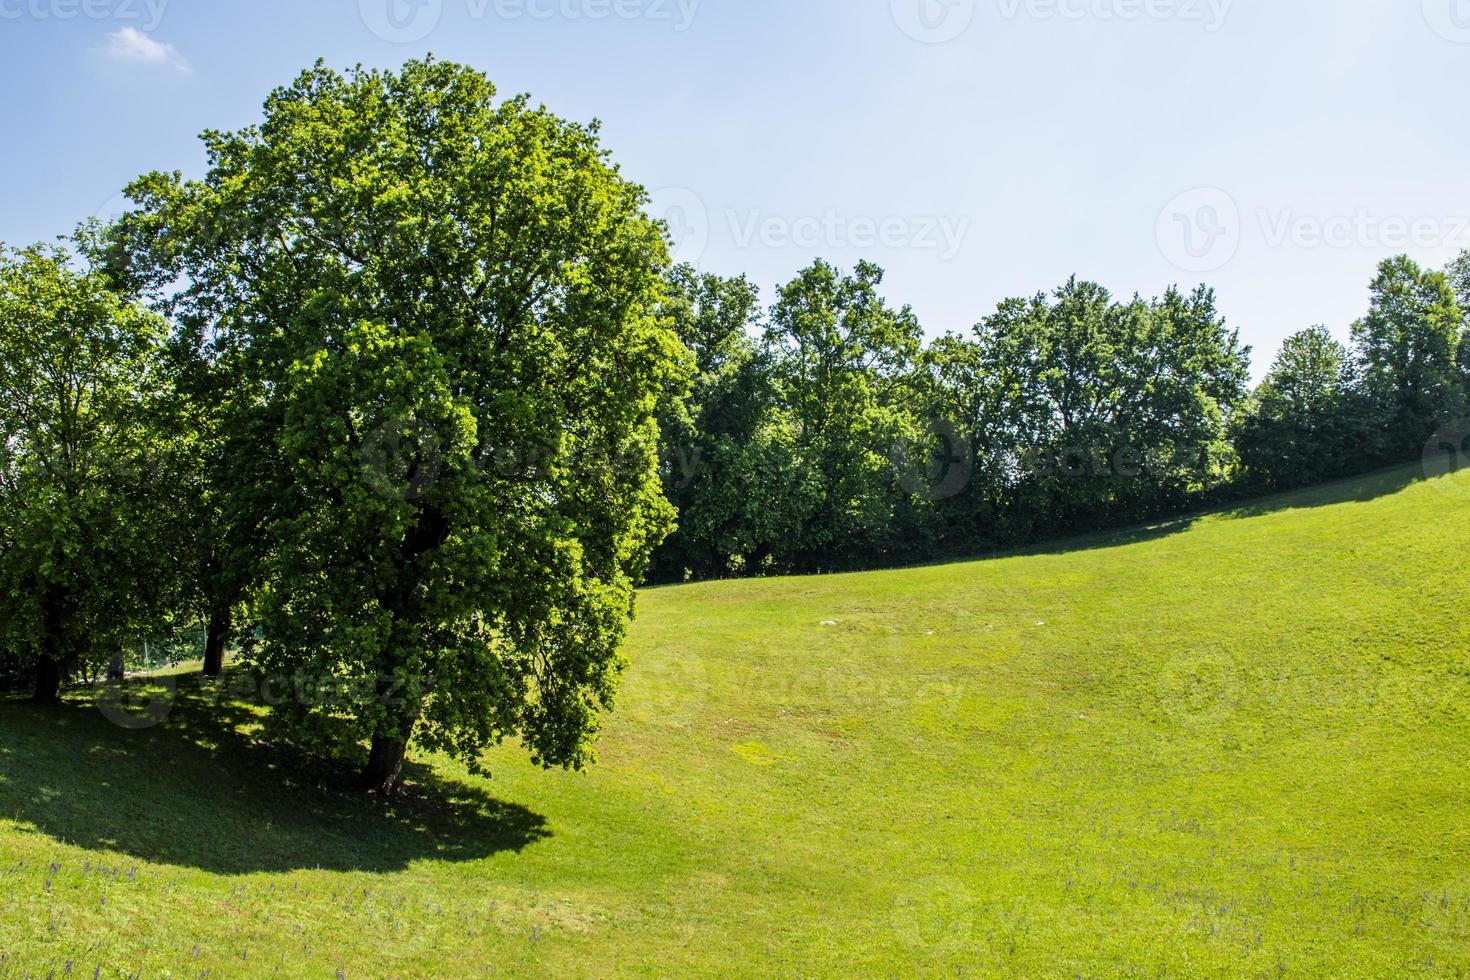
[34,587,67,704]
[359,735,409,794]
[107,652,126,683]
[359,509,444,795]
[202,604,232,677]
[33,655,63,704]
[359,675,420,795]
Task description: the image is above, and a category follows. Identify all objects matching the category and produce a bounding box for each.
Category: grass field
[2,463,1469,977]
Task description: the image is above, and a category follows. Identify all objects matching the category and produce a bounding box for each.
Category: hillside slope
[2,464,1469,976]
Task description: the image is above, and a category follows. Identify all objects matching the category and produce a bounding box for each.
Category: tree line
[2,58,1467,792]
[650,252,1470,581]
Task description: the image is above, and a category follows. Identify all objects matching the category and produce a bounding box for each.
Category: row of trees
[1234,254,1470,491]
[3,57,1466,792]
[650,252,1470,580]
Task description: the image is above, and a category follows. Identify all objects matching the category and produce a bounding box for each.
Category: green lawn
[3,464,1470,977]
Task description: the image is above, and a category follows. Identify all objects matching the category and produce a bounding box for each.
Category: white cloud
[104,27,190,74]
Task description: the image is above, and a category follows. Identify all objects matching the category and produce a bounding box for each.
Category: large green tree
[910,332,1006,552]
[1447,250,1470,384]
[1351,255,1465,460]
[650,265,777,580]
[1232,326,1367,490]
[762,260,926,570]
[962,279,1249,538]
[121,60,685,792]
[0,244,177,702]
[91,219,274,681]
[166,338,274,678]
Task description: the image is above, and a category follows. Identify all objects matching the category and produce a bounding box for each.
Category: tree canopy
[116,59,686,791]
[0,244,178,702]
[1351,255,1466,461]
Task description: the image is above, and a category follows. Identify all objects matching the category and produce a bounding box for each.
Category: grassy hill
[3,463,1469,977]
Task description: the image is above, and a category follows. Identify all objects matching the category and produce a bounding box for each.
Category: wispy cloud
[104,27,190,74]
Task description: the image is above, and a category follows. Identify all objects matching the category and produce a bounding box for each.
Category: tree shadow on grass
[978,462,1434,563]
[778,462,1441,584]
[1216,462,1432,520]
[0,675,550,875]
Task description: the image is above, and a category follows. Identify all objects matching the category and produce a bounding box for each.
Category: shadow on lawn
[1217,462,1430,520]
[1000,462,1432,562]
[645,463,1438,588]
[0,676,550,875]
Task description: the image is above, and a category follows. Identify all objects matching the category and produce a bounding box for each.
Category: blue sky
[1,0,1467,374]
